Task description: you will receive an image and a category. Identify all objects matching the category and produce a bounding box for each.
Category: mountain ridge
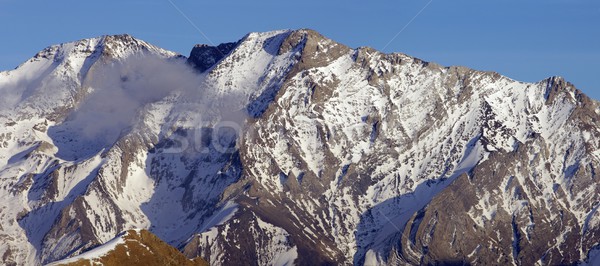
[47,229,208,266]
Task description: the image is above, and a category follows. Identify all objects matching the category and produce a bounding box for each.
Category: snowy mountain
[0,29,599,265]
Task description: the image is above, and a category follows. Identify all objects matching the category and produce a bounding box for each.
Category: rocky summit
[0,29,599,265]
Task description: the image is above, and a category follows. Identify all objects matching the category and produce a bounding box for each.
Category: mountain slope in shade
[0,29,599,265]
[47,229,208,266]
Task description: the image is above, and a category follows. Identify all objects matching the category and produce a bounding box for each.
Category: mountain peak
[99,34,178,58]
[186,28,350,74]
[30,34,178,66]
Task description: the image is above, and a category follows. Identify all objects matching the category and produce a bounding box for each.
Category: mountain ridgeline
[0,29,599,265]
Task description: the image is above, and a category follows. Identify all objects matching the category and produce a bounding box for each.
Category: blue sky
[1,0,599,99]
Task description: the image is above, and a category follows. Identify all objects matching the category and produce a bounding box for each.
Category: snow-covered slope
[0,29,598,265]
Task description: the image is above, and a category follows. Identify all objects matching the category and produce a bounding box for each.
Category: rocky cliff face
[0,29,598,265]
[187,42,239,72]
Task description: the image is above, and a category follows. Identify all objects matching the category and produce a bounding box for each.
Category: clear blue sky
[1,0,599,99]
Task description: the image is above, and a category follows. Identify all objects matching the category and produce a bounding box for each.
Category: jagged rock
[188,42,239,72]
